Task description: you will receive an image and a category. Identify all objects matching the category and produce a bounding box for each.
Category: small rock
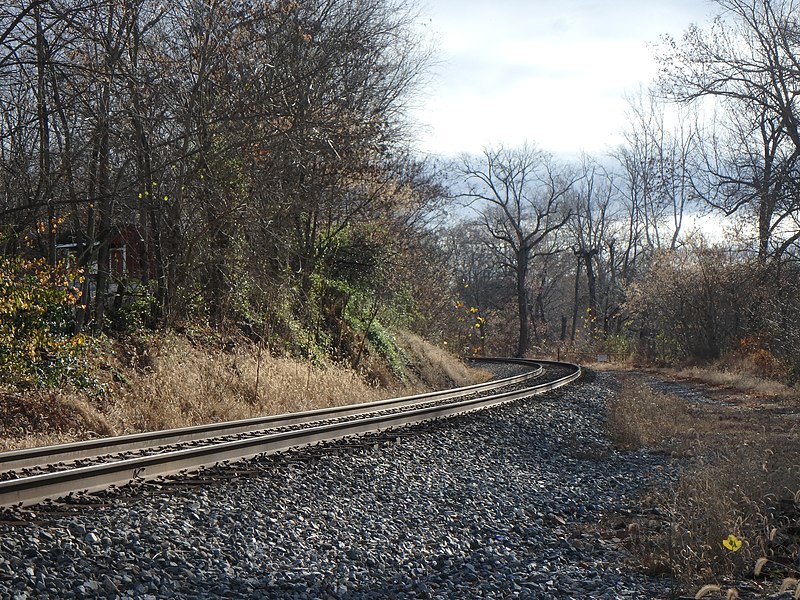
[84,532,101,545]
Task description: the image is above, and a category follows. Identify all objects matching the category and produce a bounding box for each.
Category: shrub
[727,334,789,379]
[108,288,157,332]
[0,256,90,388]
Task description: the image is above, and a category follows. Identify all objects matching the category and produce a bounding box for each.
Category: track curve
[0,358,580,508]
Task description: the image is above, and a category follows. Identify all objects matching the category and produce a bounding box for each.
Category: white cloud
[411,0,715,156]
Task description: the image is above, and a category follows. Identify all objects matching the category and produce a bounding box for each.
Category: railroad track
[0,358,580,509]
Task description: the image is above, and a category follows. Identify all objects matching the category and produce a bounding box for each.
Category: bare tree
[692,99,800,260]
[613,90,700,258]
[658,0,800,260]
[567,155,617,339]
[459,145,579,357]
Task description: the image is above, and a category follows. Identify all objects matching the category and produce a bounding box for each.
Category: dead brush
[0,389,115,452]
[657,444,800,593]
[395,330,493,389]
[107,331,487,432]
[607,372,800,596]
[606,375,694,453]
[674,365,795,399]
[108,334,392,431]
[666,444,781,584]
[693,527,800,599]
[627,442,800,595]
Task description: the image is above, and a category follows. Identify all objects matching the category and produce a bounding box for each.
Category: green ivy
[365,319,409,380]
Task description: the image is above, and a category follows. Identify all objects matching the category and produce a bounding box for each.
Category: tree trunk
[127,14,153,290]
[92,73,113,334]
[583,248,598,332]
[34,5,55,266]
[514,247,529,357]
[209,213,230,326]
[757,187,772,262]
[570,255,580,341]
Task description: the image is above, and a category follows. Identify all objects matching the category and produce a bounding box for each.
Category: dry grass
[0,330,486,453]
[0,391,115,452]
[607,371,800,594]
[607,377,695,453]
[590,347,799,401]
[108,335,385,432]
[395,330,492,389]
[661,442,800,587]
[670,365,795,398]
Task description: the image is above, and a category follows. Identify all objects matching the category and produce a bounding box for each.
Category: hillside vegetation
[0,329,488,452]
[3,0,800,373]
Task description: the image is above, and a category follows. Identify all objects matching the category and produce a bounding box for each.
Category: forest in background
[3,0,800,392]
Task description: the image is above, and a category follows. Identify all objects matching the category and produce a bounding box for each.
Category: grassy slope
[0,330,490,452]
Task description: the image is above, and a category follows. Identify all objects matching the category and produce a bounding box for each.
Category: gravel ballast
[0,372,675,599]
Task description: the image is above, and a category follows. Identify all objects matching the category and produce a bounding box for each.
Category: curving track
[0,358,579,509]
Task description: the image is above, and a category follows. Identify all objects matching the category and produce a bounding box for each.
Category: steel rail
[0,363,543,472]
[0,359,580,508]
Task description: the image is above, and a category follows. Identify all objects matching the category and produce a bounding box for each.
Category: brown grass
[0,391,115,451]
[606,371,800,594]
[669,366,795,398]
[108,336,381,432]
[0,330,486,453]
[607,377,695,453]
[395,330,492,389]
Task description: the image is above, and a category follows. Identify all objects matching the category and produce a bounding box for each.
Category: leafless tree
[613,90,701,259]
[658,0,800,260]
[567,155,617,339]
[458,144,579,357]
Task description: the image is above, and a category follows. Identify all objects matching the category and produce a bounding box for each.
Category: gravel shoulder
[0,372,677,599]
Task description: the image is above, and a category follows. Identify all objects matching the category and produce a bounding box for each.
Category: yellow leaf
[722,534,742,552]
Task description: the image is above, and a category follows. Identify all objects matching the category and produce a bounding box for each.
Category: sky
[410,0,717,158]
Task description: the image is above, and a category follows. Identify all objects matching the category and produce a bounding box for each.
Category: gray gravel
[0,372,676,599]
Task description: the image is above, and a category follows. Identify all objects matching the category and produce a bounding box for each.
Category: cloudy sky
[410,0,717,157]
